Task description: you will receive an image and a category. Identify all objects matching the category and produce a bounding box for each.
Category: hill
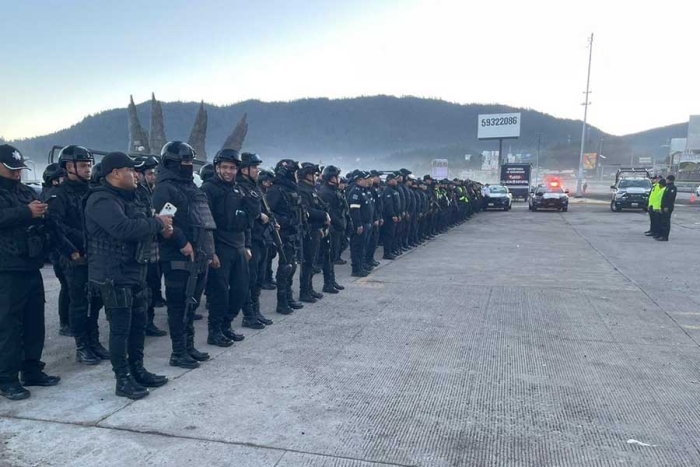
[9,96,687,175]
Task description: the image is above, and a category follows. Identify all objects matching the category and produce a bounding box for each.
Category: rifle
[183,243,209,325]
[261,194,294,274]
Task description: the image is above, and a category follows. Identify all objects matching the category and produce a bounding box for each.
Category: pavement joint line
[561,212,700,350]
[0,414,418,467]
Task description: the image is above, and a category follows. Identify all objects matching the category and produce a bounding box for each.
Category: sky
[2,0,698,140]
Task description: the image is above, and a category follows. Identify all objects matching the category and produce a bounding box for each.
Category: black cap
[0,144,29,170]
[101,152,135,176]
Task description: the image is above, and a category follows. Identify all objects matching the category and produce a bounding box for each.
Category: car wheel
[610,201,621,212]
[532,205,537,212]
[562,207,568,212]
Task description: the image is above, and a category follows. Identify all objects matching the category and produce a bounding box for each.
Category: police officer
[266,160,304,315]
[347,171,373,277]
[85,152,171,399]
[258,169,278,290]
[237,153,274,328]
[381,173,401,260]
[199,163,215,184]
[48,145,109,365]
[297,163,330,303]
[202,149,253,347]
[133,156,167,337]
[0,145,68,400]
[365,171,382,269]
[41,163,72,336]
[336,176,352,264]
[657,175,677,242]
[152,141,214,369]
[318,165,346,291]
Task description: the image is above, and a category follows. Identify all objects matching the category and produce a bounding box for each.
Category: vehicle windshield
[489,186,507,194]
[538,186,564,194]
[618,179,651,189]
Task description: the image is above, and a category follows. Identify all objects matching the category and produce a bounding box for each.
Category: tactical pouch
[134,240,153,264]
[25,225,46,259]
[92,280,132,309]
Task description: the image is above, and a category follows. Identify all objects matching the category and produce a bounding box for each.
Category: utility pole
[576,33,594,197]
[535,133,541,184]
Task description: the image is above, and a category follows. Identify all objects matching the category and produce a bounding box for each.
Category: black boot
[288,290,305,309]
[88,329,110,360]
[59,324,73,337]
[242,317,265,329]
[21,371,61,387]
[351,269,369,277]
[115,372,149,400]
[76,339,101,365]
[222,325,245,342]
[187,335,210,362]
[146,307,167,336]
[130,361,168,388]
[169,336,200,369]
[275,285,294,315]
[207,328,234,347]
[322,283,339,294]
[251,290,273,325]
[0,382,30,401]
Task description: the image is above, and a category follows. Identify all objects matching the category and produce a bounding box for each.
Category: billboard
[431,159,448,179]
[688,116,700,151]
[582,153,597,170]
[477,113,521,140]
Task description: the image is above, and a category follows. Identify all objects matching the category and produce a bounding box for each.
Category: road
[2,203,700,466]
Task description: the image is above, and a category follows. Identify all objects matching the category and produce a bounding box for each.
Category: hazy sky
[2,0,698,140]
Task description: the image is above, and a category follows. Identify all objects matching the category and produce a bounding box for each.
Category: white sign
[477,113,521,140]
[687,115,700,151]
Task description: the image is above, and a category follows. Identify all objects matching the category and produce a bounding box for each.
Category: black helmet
[161,141,196,163]
[58,145,94,168]
[321,165,341,181]
[213,148,241,166]
[239,152,263,168]
[258,169,275,183]
[91,163,102,185]
[199,163,215,182]
[133,155,159,173]
[275,159,299,179]
[339,176,348,185]
[42,163,64,185]
[298,162,320,179]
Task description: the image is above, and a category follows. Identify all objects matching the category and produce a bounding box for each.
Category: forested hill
[9,96,686,174]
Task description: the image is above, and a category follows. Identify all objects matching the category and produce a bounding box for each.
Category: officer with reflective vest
[85,152,172,399]
[152,141,215,369]
[645,176,661,237]
[47,145,110,365]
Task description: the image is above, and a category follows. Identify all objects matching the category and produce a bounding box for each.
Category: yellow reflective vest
[648,183,659,208]
[651,186,665,211]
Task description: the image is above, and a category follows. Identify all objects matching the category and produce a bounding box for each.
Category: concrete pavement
[2,204,700,466]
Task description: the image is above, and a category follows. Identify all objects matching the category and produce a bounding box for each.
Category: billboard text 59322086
[477,113,521,140]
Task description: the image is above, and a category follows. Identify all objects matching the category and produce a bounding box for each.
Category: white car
[483,185,513,211]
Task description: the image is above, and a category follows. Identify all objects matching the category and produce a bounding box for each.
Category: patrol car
[609,169,652,212]
[484,185,512,211]
[528,181,569,212]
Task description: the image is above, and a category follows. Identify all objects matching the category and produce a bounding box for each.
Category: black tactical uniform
[658,177,677,241]
[266,160,304,315]
[381,174,401,259]
[85,152,169,400]
[41,163,72,336]
[133,156,167,337]
[297,163,329,303]
[0,145,67,400]
[347,171,373,276]
[202,149,252,347]
[152,141,214,369]
[365,173,382,268]
[318,165,346,291]
[47,145,108,365]
[257,169,278,290]
[237,153,274,328]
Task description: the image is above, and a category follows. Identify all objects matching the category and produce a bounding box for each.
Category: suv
[610,177,651,212]
[529,183,569,212]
